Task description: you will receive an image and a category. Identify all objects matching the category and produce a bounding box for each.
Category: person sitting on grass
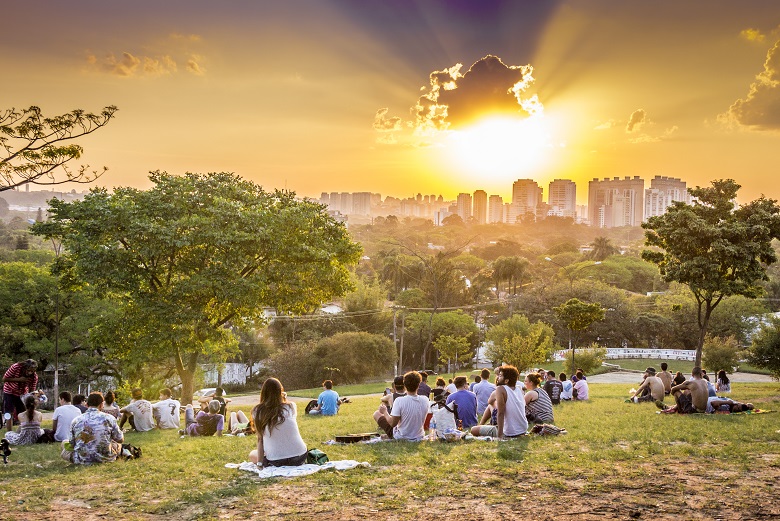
[628,367,665,403]
[51,391,82,443]
[4,395,46,445]
[658,363,673,395]
[559,373,573,401]
[373,371,428,441]
[471,365,528,439]
[61,392,124,464]
[417,372,432,400]
[309,380,340,416]
[380,375,406,414]
[72,394,88,413]
[249,378,307,467]
[524,373,554,424]
[182,400,224,437]
[102,390,120,419]
[431,377,447,402]
[445,376,478,429]
[473,368,496,418]
[658,366,709,414]
[119,388,155,432]
[573,371,589,401]
[715,370,731,394]
[543,371,563,405]
[152,388,181,429]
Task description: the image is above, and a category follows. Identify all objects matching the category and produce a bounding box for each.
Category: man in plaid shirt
[3,359,38,431]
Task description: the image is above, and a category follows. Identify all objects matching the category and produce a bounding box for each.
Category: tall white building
[351,192,372,216]
[473,190,487,225]
[588,176,645,228]
[511,179,542,222]
[644,176,689,220]
[488,195,503,223]
[456,193,472,221]
[547,179,576,218]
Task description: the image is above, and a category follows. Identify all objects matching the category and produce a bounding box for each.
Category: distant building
[456,192,472,221]
[588,176,645,228]
[473,190,487,224]
[512,179,543,222]
[352,192,371,216]
[644,175,688,219]
[547,179,576,218]
[488,195,503,223]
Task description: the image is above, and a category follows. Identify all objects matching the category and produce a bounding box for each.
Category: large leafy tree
[34,171,361,403]
[642,179,780,366]
[748,318,780,380]
[485,314,556,371]
[553,298,605,367]
[1,105,117,191]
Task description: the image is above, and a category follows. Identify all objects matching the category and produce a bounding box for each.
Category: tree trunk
[695,301,715,368]
[176,351,201,406]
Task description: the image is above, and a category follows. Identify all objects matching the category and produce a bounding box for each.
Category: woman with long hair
[102,390,120,418]
[4,395,45,445]
[716,370,731,393]
[249,378,307,467]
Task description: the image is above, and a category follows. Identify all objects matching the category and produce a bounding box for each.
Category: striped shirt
[3,363,38,396]
[526,387,554,423]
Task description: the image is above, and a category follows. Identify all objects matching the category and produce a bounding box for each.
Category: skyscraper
[644,176,689,219]
[548,179,576,218]
[511,179,542,223]
[456,193,472,221]
[473,190,487,225]
[587,176,644,228]
[488,195,503,223]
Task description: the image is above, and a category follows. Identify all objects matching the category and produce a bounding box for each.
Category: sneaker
[655,400,668,411]
[178,429,185,436]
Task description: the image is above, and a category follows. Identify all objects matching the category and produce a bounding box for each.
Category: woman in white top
[249,378,307,467]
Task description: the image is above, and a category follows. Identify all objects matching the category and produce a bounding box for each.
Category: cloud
[373,108,402,132]
[625,109,647,133]
[721,40,780,130]
[593,119,615,130]
[86,34,206,78]
[186,55,206,75]
[740,28,766,43]
[170,33,202,42]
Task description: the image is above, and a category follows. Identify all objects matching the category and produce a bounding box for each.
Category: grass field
[2,380,779,520]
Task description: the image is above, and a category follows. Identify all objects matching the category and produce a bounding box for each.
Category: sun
[445,115,553,180]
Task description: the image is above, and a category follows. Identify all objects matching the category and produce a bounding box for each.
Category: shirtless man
[629,367,665,403]
[658,367,709,414]
[657,363,673,395]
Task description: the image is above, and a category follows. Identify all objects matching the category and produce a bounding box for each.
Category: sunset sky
[3,1,780,204]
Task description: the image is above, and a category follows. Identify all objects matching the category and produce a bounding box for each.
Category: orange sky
[3,1,780,204]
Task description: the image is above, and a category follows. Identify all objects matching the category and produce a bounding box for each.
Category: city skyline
[3,2,780,205]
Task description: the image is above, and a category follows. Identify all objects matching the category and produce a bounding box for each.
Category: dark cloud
[723,40,780,130]
[415,55,538,131]
[625,109,647,133]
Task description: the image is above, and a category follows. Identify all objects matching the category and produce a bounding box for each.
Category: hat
[645,367,656,375]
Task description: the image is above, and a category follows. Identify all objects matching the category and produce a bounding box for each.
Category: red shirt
[3,363,38,396]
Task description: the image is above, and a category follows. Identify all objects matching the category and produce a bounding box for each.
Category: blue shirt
[317,389,340,416]
[446,389,478,429]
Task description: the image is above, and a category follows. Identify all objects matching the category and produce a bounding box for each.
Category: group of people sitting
[625,363,752,414]
[372,367,576,442]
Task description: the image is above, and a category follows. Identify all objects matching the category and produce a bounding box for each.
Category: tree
[1,105,117,191]
[434,334,472,370]
[315,332,397,384]
[34,171,362,403]
[485,314,556,371]
[643,179,780,366]
[553,298,605,367]
[702,335,741,374]
[748,318,780,380]
[589,236,618,261]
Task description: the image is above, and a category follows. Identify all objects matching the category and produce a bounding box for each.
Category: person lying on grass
[181,400,224,437]
[250,378,307,467]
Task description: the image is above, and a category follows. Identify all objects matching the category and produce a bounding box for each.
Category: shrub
[702,335,741,373]
[563,343,606,375]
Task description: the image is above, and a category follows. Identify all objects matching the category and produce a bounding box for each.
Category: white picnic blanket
[225,460,370,478]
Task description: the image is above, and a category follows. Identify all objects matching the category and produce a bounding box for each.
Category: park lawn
[2,382,779,520]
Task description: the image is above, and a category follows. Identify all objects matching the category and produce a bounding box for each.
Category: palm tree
[589,236,618,261]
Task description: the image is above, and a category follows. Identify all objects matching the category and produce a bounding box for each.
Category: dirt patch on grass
[207,461,780,521]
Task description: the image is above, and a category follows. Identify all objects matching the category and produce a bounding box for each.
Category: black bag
[306,448,328,465]
[304,400,319,414]
[572,387,579,399]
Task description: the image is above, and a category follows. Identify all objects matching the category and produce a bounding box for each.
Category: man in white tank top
[470,365,528,439]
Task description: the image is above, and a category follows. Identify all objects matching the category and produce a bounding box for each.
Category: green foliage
[267,342,322,390]
[702,335,741,373]
[562,343,606,375]
[395,288,429,308]
[642,179,780,365]
[485,314,557,371]
[1,105,118,191]
[588,236,618,261]
[554,298,606,335]
[33,171,362,402]
[748,318,780,379]
[434,334,473,365]
[313,332,397,384]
